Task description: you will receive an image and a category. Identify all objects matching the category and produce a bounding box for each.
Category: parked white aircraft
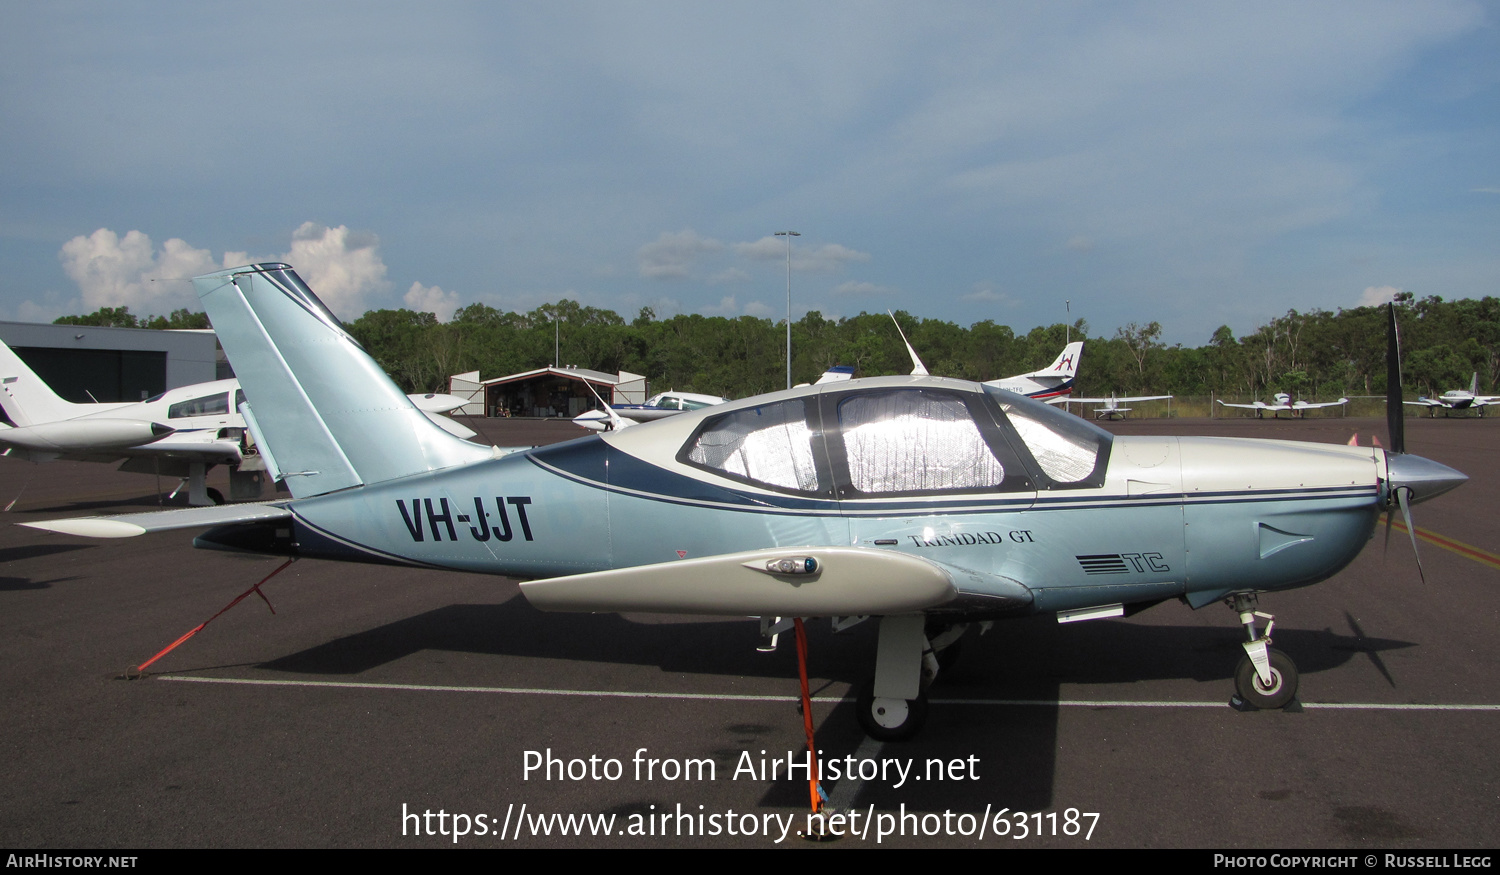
[1066,392,1173,420]
[1217,394,1347,419]
[982,342,1083,401]
[0,339,473,505]
[1404,373,1499,417]
[574,366,862,432]
[572,390,728,432]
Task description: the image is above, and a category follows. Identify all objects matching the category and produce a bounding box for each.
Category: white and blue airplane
[26,265,1466,740]
[0,337,472,505]
[1404,373,1499,417]
[983,341,1083,401]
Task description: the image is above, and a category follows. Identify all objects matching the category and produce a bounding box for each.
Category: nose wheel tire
[1234,648,1299,710]
[855,681,928,741]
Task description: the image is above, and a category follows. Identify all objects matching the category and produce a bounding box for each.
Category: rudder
[193,264,491,498]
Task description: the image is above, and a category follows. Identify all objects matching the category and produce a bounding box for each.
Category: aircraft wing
[1405,398,1446,407]
[1216,401,1266,410]
[520,545,961,616]
[21,502,293,539]
[1070,395,1172,404]
[1291,398,1348,410]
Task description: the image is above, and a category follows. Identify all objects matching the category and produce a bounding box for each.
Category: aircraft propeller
[1381,302,1467,582]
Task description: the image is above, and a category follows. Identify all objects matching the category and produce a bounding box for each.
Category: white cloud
[798,244,870,272]
[734,236,791,260]
[831,280,894,297]
[961,284,1021,307]
[56,223,390,319]
[58,228,218,313]
[1359,285,1401,307]
[708,267,750,284]
[638,229,723,279]
[283,222,389,317]
[743,300,776,319]
[404,282,461,322]
[703,295,741,315]
[735,237,870,272]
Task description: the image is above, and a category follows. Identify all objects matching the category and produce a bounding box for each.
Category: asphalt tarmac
[1,413,1495,849]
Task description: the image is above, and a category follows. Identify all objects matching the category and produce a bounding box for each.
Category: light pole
[775,231,799,389]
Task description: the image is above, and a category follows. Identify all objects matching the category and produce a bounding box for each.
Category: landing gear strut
[1227,593,1299,709]
[856,615,927,740]
[855,615,954,741]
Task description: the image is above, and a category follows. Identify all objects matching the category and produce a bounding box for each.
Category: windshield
[982,385,1111,487]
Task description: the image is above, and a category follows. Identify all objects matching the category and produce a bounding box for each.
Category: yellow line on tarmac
[1391,519,1500,571]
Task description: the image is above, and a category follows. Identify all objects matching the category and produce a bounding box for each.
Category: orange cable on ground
[793,618,823,815]
[136,558,296,673]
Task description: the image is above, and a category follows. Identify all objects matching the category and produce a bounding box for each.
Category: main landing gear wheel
[207,487,225,506]
[855,681,928,742]
[1234,648,1298,710]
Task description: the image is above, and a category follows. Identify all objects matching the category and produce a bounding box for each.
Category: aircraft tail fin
[1020,341,1084,380]
[0,339,97,427]
[1471,372,1479,395]
[193,264,491,499]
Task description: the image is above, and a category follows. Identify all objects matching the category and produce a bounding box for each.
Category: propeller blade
[1396,486,1425,584]
[1383,507,1394,554]
[1386,303,1405,455]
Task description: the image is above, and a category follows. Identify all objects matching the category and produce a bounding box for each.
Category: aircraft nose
[1385,452,1468,506]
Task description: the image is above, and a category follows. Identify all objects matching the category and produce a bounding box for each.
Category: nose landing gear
[1228,593,1300,710]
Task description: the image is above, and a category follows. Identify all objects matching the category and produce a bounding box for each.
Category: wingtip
[21,518,147,538]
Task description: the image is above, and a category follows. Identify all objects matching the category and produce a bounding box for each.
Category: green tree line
[57,294,1500,400]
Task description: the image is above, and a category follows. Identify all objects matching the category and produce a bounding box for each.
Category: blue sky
[2,2,1496,345]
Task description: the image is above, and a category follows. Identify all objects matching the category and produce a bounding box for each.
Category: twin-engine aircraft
[26,265,1466,740]
[1404,373,1498,416]
[1217,393,1348,419]
[0,338,470,505]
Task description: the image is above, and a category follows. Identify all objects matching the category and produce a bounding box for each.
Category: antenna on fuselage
[887,311,928,376]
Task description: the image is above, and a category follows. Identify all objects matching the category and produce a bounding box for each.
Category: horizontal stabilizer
[423,411,476,439]
[22,502,292,539]
[408,393,468,415]
[521,546,957,616]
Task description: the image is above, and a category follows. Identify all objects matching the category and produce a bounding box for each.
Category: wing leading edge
[520,546,962,616]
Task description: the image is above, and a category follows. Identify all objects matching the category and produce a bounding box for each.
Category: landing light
[765,557,819,575]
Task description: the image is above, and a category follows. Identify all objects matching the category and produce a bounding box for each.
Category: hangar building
[0,322,222,404]
[449,367,647,418]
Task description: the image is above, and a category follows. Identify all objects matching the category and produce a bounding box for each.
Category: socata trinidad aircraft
[27,264,1466,740]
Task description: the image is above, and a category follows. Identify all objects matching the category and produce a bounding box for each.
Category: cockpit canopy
[679,381,1111,498]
